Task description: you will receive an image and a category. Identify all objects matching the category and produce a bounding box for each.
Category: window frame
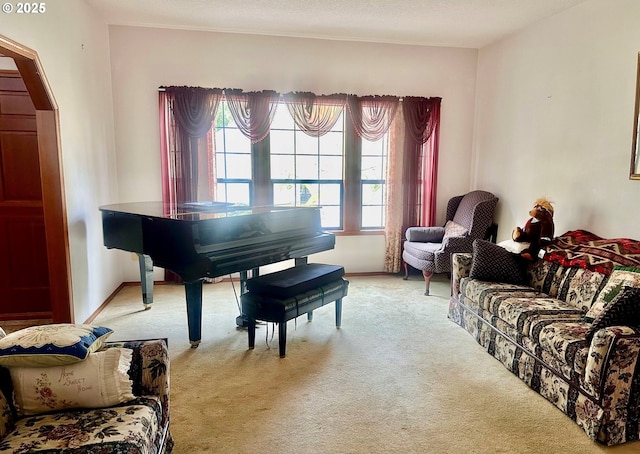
[215,100,387,234]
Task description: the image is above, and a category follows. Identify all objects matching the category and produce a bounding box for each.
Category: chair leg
[422,270,433,296]
[278,322,287,358]
[403,262,409,280]
[335,298,342,328]
[248,318,256,349]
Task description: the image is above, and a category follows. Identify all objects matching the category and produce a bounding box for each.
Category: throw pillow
[442,220,468,241]
[0,324,113,367]
[10,347,135,416]
[470,239,527,285]
[585,267,640,321]
[586,286,640,342]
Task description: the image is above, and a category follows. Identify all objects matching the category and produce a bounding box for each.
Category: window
[361,136,389,229]
[269,105,345,229]
[214,99,388,232]
[214,100,252,204]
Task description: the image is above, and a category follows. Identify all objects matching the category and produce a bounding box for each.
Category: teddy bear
[512,197,555,261]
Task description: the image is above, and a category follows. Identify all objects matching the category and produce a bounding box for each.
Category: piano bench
[241,264,349,358]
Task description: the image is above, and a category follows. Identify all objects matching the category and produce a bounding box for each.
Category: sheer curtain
[384,107,406,273]
[159,87,440,275]
[346,95,399,141]
[160,86,222,207]
[402,96,441,231]
[224,89,280,143]
[384,97,441,273]
[159,86,222,281]
[283,93,346,137]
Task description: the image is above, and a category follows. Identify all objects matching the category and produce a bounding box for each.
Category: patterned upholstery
[469,239,527,284]
[403,190,498,295]
[449,249,640,446]
[0,339,173,453]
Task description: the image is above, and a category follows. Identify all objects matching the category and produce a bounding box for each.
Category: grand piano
[99,201,335,347]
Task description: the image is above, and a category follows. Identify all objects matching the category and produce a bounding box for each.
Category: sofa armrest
[451,253,473,298]
[102,339,170,424]
[583,326,640,404]
[405,226,444,242]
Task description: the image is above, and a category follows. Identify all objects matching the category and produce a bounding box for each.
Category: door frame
[0,34,72,322]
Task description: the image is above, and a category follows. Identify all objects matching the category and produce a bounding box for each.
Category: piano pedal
[236,315,266,330]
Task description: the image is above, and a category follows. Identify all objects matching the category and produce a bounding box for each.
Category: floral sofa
[449,230,640,446]
[0,338,173,453]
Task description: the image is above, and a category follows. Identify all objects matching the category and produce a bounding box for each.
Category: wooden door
[0,70,52,318]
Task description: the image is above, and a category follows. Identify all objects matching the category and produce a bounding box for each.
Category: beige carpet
[93,274,639,454]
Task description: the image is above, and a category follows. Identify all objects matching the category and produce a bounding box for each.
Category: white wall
[474,0,640,241]
[108,26,479,277]
[0,1,121,322]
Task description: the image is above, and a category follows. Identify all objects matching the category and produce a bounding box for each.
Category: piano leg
[236,268,259,328]
[137,253,154,309]
[184,279,204,348]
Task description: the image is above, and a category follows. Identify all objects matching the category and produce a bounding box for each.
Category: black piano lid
[98,201,322,221]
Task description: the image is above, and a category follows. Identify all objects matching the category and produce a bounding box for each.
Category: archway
[0,34,72,323]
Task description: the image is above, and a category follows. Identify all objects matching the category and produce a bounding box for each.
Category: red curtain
[401,97,441,232]
[163,86,222,205]
[159,86,222,282]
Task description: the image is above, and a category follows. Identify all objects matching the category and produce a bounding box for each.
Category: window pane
[225,129,251,153]
[319,131,343,154]
[362,183,384,205]
[216,152,227,178]
[273,183,294,205]
[219,183,250,205]
[271,154,295,179]
[318,184,341,205]
[362,138,385,156]
[362,206,383,229]
[320,155,342,179]
[226,154,251,179]
[296,131,318,155]
[270,130,294,155]
[361,156,383,180]
[296,155,319,179]
[298,183,318,206]
[321,206,341,229]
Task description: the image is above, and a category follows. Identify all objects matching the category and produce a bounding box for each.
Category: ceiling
[86,0,588,49]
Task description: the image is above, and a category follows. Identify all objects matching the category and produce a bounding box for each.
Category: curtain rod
[157,87,410,101]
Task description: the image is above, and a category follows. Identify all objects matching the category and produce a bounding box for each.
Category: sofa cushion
[469,239,527,285]
[557,267,607,312]
[10,348,135,416]
[0,324,113,368]
[0,396,164,453]
[586,267,640,321]
[527,260,567,298]
[534,320,590,374]
[490,296,585,335]
[460,278,539,313]
[586,286,640,342]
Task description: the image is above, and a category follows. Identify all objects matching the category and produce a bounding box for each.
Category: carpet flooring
[93,274,639,454]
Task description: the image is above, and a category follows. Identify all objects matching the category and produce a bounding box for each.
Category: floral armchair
[402,190,498,295]
[0,338,172,453]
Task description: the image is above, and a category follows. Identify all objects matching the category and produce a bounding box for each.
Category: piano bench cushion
[242,278,349,322]
[246,264,345,299]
